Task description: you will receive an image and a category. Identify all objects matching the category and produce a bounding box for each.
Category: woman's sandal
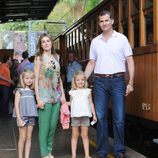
[49,153,54,158]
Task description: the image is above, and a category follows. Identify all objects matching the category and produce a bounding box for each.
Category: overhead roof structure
[0,0,58,23]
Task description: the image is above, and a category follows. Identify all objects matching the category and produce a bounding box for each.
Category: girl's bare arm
[89,93,97,122]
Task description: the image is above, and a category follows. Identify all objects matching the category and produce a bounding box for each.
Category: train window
[93,17,97,38]
[144,0,153,9]
[86,20,91,41]
[145,12,153,45]
[142,0,153,45]
[77,27,81,60]
[113,0,118,24]
[132,0,139,15]
[71,32,73,47]
[122,0,129,40]
[122,21,128,38]
[72,30,77,50]
[133,16,139,48]
[75,29,78,44]
[132,0,139,48]
[83,23,87,41]
[66,34,69,48]
[123,0,128,20]
[113,24,118,32]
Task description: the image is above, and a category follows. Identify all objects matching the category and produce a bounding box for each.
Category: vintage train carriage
[54,0,158,155]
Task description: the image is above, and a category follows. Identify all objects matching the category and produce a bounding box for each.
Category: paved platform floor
[0,117,147,158]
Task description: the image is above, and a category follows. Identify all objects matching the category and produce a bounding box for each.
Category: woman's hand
[37,99,45,109]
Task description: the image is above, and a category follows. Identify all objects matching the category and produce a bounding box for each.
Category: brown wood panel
[126,52,158,121]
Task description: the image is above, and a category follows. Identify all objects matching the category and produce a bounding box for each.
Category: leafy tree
[85,0,102,12]
[0,0,103,38]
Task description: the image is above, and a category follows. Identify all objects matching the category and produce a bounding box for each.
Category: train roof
[0,0,58,23]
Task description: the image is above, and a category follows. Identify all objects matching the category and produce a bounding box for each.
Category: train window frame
[143,1,153,45]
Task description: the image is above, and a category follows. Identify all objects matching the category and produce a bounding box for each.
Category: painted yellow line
[89,140,114,158]
[89,139,96,148]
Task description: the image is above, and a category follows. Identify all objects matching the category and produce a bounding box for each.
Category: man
[66,51,82,91]
[0,55,14,117]
[17,51,30,75]
[85,10,135,158]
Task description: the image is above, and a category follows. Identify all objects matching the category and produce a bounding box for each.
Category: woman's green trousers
[38,102,60,157]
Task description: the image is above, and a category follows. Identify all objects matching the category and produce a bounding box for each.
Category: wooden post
[139,0,145,46]
[153,0,158,44]
[118,0,123,33]
[128,0,134,47]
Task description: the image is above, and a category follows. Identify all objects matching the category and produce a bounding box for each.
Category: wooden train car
[54,0,158,156]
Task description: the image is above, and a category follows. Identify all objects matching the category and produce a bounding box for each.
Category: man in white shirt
[85,10,135,158]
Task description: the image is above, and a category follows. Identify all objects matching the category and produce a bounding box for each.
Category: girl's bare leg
[81,126,92,158]
[18,126,27,158]
[71,126,79,158]
[25,125,33,158]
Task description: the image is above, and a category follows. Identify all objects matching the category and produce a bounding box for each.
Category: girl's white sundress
[69,88,92,118]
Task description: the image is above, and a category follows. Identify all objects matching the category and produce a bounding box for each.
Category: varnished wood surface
[126,52,158,121]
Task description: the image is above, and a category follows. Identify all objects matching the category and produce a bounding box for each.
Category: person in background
[10,59,19,87]
[0,55,14,117]
[9,59,19,114]
[13,69,38,158]
[85,10,135,158]
[66,51,82,92]
[69,70,97,158]
[34,33,66,158]
[17,51,30,75]
[25,56,35,71]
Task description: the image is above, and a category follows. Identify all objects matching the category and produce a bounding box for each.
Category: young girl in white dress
[69,70,97,158]
[13,69,38,158]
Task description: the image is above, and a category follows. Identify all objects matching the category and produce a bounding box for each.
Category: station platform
[0,117,147,158]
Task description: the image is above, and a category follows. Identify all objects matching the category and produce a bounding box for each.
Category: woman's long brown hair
[35,33,57,59]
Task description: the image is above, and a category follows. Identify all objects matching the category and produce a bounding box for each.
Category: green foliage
[0,22,28,31]
[0,0,103,37]
[85,0,102,12]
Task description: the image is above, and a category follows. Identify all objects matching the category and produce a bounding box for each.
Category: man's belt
[95,72,125,78]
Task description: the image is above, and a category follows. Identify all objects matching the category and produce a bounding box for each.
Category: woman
[34,33,66,158]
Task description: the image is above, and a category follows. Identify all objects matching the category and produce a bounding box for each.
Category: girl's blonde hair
[71,70,88,90]
[17,69,34,89]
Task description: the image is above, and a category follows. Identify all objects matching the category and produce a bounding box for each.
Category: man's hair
[68,51,75,56]
[28,56,35,63]
[22,51,29,59]
[2,55,10,63]
[99,10,112,19]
